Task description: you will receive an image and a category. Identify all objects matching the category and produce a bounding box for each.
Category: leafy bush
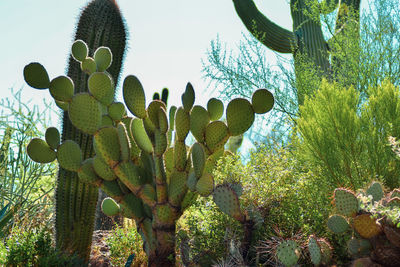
[106,222,147,267]
[298,79,400,190]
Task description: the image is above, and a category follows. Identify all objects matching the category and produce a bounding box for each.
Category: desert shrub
[106,222,147,267]
[0,90,57,234]
[298,79,400,190]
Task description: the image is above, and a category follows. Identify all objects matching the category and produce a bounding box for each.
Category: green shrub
[298,79,400,190]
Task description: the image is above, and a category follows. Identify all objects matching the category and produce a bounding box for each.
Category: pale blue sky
[0,1,293,113]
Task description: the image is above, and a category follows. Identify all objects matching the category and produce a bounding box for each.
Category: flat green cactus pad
[27,138,56,163]
[101,197,120,216]
[117,123,131,161]
[308,236,321,265]
[205,121,229,152]
[318,239,332,264]
[327,214,349,234]
[49,76,74,102]
[23,62,50,89]
[276,240,300,267]
[55,100,69,111]
[68,93,102,135]
[213,184,243,221]
[366,181,384,203]
[207,98,224,121]
[181,82,195,111]
[191,143,205,178]
[81,57,96,75]
[88,72,114,105]
[77,158,99,185]
[45,127,60,150]
[168,171,188,205]
[196,172,214,196]
[173,141,187,171]
[131,118,153,154]
[186,170,197,191]
[190,106,210,143]
[94,126,121,166]
[108,102,126,121]
[175,107,190,141]
[226,98,255,136]
[334,188,358,217]
[251,89,274,114]
[57,140,83,172]
[93,155,117,181]
[123,75,146,119]
[94,46,112,72]
[147,100,166,129]
[71,39,88,62]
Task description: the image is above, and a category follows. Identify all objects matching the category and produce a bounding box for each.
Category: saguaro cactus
[24,0,127,262]
[232,0,361,104]
[24,40,274,266]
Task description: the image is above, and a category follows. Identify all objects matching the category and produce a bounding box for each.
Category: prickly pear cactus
[327,183,400,266]
[24,40,274,266]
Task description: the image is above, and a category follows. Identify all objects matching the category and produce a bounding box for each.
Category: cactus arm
[56,0,127,262]
[232,0,296,53]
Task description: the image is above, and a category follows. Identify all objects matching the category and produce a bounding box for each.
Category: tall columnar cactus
[232,0,361,104]
[24,40,274,266]
[23,0,127,262]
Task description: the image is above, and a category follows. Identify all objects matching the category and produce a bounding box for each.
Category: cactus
[23,0,127,262]
[232,0,361,103]
[24,40,274,266]
[327,183,400,266]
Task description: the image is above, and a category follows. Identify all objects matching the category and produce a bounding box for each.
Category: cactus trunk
[56,0,126,262]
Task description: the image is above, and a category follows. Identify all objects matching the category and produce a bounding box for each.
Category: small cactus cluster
[327,182,400,266]
[24,40,274,265]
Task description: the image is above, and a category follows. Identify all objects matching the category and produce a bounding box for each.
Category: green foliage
[106,223,147,267]
[0,90,56,235]
[298,79,400,190]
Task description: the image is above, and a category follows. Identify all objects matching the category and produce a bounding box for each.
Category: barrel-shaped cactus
[24,41,274,266]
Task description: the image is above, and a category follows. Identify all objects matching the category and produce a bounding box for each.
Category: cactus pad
[57,140,83,172]
[45,127,60,150]
[94,46,112,72]
[366,181,384,203]
[69,93,102,134]
[226,98,255,136]
[117,123,131,161]
[317,239,332,264]
[175,107,190,141]
[108,102,126,121]
[94,126,121,166]
[353,214,382,239]
[191,143,205,178]
[147,100,166,129]
[77,158,100,185]
[173,141,187,171]
[251,89,274,114]
[23,62,50,89]
[334,188,358,217]
[186,171,197,191]
[276,240,300,267]
[49,76,74,102]
[93,155,117,181]
[81,57,97,75]
[123,75,146,119]
[88,72,114,105]
[196,173,214,197]
[190,106,210,142]
[113,161,142,189]
[327,214,349,234]
[308,236,321,265]
[207,98,224,121]
[131,118,153,154]
[205,121,229,152]
[168,171,188,205]
[27,138,56,163]
[213,184,243,221]
[101,197,120,216]
[71,39,88,62]
[181,82,195,111]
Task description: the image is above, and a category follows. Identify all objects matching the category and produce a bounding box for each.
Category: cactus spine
[57,0,127,262]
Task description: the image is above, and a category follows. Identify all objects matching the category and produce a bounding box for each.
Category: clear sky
[0,0,293,115]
